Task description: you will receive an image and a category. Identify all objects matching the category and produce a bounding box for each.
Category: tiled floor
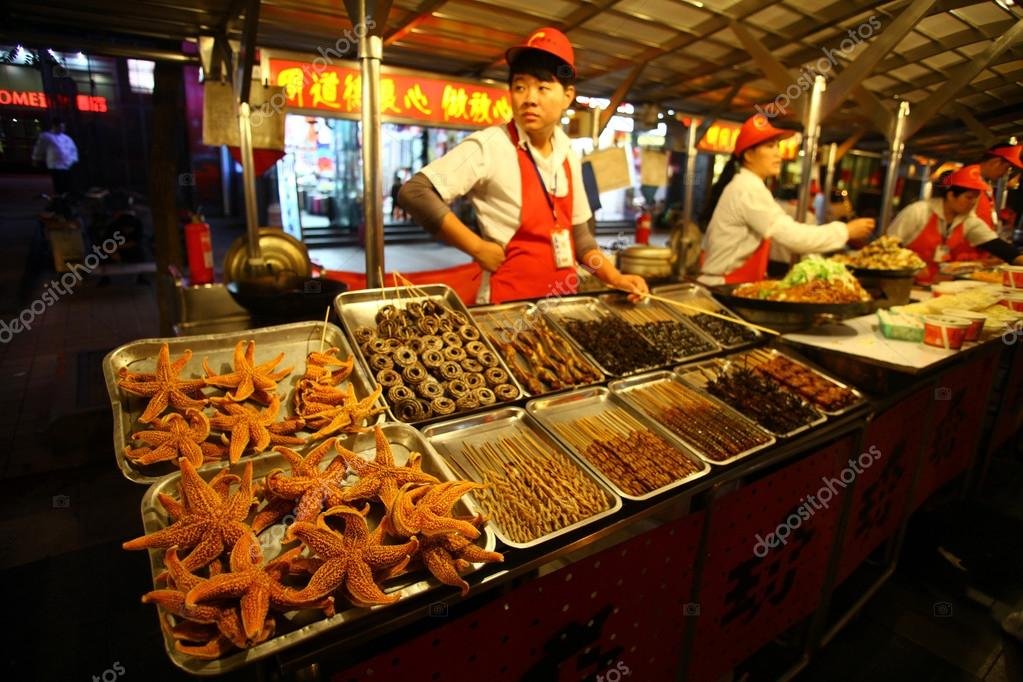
[1,174,1020,681]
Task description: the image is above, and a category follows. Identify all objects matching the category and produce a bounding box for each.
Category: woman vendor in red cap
[887,164,1023,283]
[398,27,648,304]
[975,143,1022,231]
[698,114,875,285]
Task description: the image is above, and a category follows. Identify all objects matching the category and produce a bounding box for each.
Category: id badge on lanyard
[551,223,574,269]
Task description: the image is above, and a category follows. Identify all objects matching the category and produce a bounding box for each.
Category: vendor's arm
[738,184,871,253]
[962,213,1023,263]
[580,247,649,299]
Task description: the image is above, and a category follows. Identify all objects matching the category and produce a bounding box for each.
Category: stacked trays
[102,322,382,483]
[610,371,775,466]
[471,302,604,397]
[527,387,710,501]
[137,423,497,675]
[538,296,670,376]
[735,348,867,416]
[675,357,826,438]
[652,283,762,349]
[598,292,720,363]
[335,285,524,424]
[421,408,622,548]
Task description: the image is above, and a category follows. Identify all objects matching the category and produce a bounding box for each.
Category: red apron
[975,190,997,230]
[723,238,773,284]
[487,122,577,303]
[905,212,985,284]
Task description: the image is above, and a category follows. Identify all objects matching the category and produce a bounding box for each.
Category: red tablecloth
[322,262,483,305]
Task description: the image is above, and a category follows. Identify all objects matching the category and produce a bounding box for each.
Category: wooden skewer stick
[319,306,330,352]
[609,287,779,336]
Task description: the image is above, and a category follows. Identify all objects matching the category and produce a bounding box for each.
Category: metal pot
[617,245,676,279]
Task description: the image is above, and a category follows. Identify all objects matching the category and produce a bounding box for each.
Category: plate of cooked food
[831,235,925,277]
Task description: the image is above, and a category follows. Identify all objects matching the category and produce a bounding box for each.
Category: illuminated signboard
[681,116,801,160]
[0,89,108,112]
[268,58,512,128]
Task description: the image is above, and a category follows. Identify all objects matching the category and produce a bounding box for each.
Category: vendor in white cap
[698,114,875,285]
[887,164,1023,283]
[398,27,648,304]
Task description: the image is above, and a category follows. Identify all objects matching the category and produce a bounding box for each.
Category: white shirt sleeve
[568,150,592,226]
[67,136,78,165]
[962,213,998,246]
[886,201,932,246]
[420,127,502,203]
[738,183,848,253]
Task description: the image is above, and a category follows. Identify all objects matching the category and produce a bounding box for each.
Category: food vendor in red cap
[398,27,648,304]
[698,114,875,285]
[975,142,1022,230]
[886,164,1023,283]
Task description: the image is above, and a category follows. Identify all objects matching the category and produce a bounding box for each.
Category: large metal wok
[711,284,875,332]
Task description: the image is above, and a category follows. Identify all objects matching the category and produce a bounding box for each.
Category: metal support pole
[819,142,837,224]
[238,101,265,271]
[796,76,826,223]
[920,162,933,201]
[360,32,385,288]
[879,101,911,235]
[682,122,698,224]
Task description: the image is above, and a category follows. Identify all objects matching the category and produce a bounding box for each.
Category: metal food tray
[537,295,667,376]
[651,282,763,349]
[103,321,381,484]
[608,371,775,467]
[137,421,496,676]
[470,302,604,397]
[673,357,827,439]
[420,407,623,549]
[525,386,710,501]
[732,347,867,417]
[597,292,721,364]
[334,284,525,425]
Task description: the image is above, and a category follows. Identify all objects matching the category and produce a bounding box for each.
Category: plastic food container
[1001,291,1023,313]
[877,309,924,342]
[923,315,971,350]
[942,309,985,342]
[1002,265,1023,289]
[932,280,987,297]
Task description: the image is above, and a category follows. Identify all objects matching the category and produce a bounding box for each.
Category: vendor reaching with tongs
[698,113,875,285]
[398,27,648,305]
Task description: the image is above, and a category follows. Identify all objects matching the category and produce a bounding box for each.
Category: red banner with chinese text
[268,59,512,128]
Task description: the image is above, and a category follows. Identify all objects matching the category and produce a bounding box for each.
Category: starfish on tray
[124,408,219,467]
[284,505,418,607]
[385,481,486,540]
[202,340,293,404]
[209,395,305,464]
[117,344,207,423]
[336,425,439,509]
[185,531,334,644]
[420,525,504,596]
[258,439,350,530]
[306,384,385,440]
[123,459,256,571]
[304,347,354,386]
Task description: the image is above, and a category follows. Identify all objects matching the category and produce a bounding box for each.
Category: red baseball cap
[733,114,796,157]
[506,27,576,78]
[944,164,991,192]
[986,143,1023,169]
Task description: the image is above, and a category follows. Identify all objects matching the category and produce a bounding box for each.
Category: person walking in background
[390,171,406,222]
[32,118,78,196]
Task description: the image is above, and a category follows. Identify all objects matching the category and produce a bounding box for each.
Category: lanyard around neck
[522,142,558,217]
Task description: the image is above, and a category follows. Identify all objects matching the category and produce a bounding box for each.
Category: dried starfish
[209,395,305,464]
[284,505,418,607]
[304,348,354,386]
[124,408,215,467]
[117,344,207,423]
[307,384,385,440]
[203,340,292,404]
[186,532,334,643]
[386,481,485,540]
[420,530,504,596]
[123,460,255,571]
[260,439,351,528]
[337,425,439,509]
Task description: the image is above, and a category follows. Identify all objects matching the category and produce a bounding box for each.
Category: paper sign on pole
[586,146,631,193]
[640,149,669,187]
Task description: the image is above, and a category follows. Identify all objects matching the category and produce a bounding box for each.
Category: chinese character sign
[268,59,512,128]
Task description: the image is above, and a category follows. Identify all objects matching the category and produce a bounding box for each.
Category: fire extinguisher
[184,213,215,285]
[635,208,652,245]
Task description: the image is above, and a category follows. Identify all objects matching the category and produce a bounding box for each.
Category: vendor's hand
[845,218,875,244]
[471,239,505,273]
[611,273,649,303]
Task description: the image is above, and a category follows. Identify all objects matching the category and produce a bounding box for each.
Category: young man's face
[510,74,574,139]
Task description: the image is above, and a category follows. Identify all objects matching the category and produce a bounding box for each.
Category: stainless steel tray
[732,347,867,416]
[597,292,721,364]
[420,407,622,549]
[525,387,710,501]
[334,285,524,424]
[103,321,381,484]
[652,282,763,349]
[608,371,775,466]
[137,421,496,676]
[470,302,604,397]
[536,295,667,377]
[673,357,827,439]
